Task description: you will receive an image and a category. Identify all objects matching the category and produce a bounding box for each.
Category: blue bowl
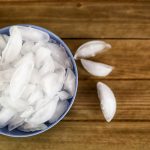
[0,24,78,137]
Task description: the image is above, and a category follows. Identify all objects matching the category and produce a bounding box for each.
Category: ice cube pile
[0,26,76,132]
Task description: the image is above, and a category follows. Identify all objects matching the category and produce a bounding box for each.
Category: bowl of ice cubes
[0,24,78,137]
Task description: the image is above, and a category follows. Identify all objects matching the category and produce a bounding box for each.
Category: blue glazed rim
[0,24,78,138]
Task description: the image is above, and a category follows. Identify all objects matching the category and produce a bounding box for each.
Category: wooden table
[0,0,150,150]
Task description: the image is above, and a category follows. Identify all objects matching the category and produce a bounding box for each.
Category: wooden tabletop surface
[0,0,150,150]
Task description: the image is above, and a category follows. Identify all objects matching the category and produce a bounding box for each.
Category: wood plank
[64,39,150,79]
[0,1,149,38]
[0,0,148,2]
[64,80,150,121]
[0,121,150,150]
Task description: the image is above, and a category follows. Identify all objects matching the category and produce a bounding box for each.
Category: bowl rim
[0,24,78,138]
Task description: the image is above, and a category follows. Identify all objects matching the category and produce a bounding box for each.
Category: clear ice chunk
[49,100,69,123]
[64,68,76,96]
[16,26,50,42]
[2,26,22,63]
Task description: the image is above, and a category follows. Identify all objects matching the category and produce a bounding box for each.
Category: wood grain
[64,80,150,121]
[0,1,149,38]
[0,0,149,150]
[0,122,150,150]
[65,39,150,79]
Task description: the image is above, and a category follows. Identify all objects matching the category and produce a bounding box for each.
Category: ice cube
[21,84,36,100]
[41,72,64,99]
[0,108,15,128]
[31,42,45,53]
[9,54,34,99]
[0,68,15,83]
[57,91,71,101]
[39,56,55,76]
[35,47,51,69]
[81,59,113,77]
[47,43,68,67]
[55,68,66,86]
[49,100,69,123]
[21,41,34,55]
[28,89,43,105]
[64,68,76,96]
[18,123,47,132]
[0,62,13,71]
[0,82,8,92]
[0,28,75,131]
[0,34,7,54]
[64,57,73,69]
[97,82,116,122]
[2,34,9,43]
[53,59,65,71]
[27,96,59,125]
[2,26,22,63]
[0,97,29,112]
[8,115,24,131]
[74,40,111,59]
[20,106,34,118]
[14,52,34,68]
[0,34,9,56]
[29,68,40,85]
[35,97,50,111]
[15,26,50,42]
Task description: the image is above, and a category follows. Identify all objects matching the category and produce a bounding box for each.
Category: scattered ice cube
[74,40,111,59]
[97,82,116,122]
[81,59,113,77]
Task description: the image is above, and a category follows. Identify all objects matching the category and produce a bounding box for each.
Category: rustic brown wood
[0,1,149,38]
[0,122,150,150]
[65,79,150,121]
[0,0,150,150]
[65,39,150,79]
